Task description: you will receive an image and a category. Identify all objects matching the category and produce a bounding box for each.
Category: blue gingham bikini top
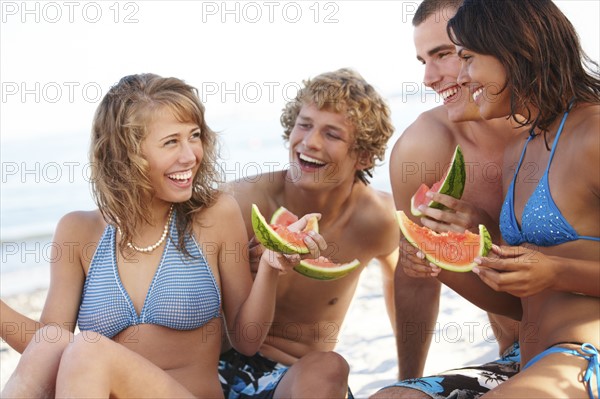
[500,109,600,247]
[78,213,221,338]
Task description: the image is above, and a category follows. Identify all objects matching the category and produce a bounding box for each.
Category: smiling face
[287,103,363,189]
[414,7,480,122]
[456,46,512,120]
[141,107,203,205]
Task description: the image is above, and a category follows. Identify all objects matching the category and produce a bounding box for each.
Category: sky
[1,0,598,140]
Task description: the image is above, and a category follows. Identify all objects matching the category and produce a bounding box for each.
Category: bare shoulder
[390,107,459,201]
[570,103,600,187]
[554,103,600,168]
[191,192,247,244]
[571,103,600,143]
[392,106,457,163]
[198,191,244,221]
[55,209,105,242]
[354,187,399,238]
[367,188,396,213]
[223,170,285,213]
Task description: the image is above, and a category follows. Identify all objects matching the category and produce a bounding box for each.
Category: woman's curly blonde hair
[90,73,221,253]
[280,68,395,184]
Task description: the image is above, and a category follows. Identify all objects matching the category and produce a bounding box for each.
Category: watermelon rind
[251,204,310,254]
[397,210,491,272]
[294,258,361,281]
[411,145,466,217]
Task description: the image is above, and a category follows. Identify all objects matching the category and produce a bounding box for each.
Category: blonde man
[219,68,400,399]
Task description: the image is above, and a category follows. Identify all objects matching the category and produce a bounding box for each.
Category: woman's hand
[259,213,327,274]
[473,245,558,297]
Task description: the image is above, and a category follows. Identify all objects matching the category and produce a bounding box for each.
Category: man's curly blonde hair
[280,68,394,184]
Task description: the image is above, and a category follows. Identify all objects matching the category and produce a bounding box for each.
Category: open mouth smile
[298,153,326,170]
[167,169,193,185]
[439,85,460,102]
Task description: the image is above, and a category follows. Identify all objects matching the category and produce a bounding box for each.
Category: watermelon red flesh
[271,225,308,248]
[268,206,358,280]
[406,223,481,265]
[252,204,310,254]
[270,207,298,226]
[411,145,466,217]
[411,181,443,214]
[397,210,491,272]
[270,207,319,233]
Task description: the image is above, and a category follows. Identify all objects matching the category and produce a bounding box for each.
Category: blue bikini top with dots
[499,109,600,246]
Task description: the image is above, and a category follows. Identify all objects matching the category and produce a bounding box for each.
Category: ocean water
[0,96,431,295]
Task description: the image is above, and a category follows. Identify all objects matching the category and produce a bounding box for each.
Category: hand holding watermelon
[251,205,361,280]
[409,145,496,239]
[251,204,322,255]
[397,210,492,273]
[417,190,497,236]
[411,145,465,217]
[473,245,559,297]
[397,233,437,278]
[252,206,326,274]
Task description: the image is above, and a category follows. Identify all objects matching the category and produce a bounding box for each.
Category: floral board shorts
[377,342,521,399]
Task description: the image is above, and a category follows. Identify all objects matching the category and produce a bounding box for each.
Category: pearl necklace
[119,205,174,253]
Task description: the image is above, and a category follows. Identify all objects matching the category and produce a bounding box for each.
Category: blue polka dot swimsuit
[500,109,600,246]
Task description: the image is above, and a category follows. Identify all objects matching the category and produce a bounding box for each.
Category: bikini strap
[511,134,534,186]
[581,343,599,399]
[524,343,598,399]
[546,109,571,169]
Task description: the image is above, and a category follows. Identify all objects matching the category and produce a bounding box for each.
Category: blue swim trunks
[218,349,355,399]
[218,349,288,399]
[378,342,521,399]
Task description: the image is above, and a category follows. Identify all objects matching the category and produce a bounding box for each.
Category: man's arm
[389,110,455,379]
[376,248,399,336]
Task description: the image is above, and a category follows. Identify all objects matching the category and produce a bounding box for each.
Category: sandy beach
[0,261,498,398]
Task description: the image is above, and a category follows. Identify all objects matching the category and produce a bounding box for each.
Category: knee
[22,325,73,358]
[301,351,350,383]
[370,386,430,399]
[3,326,75,398]
[60,331,108,369]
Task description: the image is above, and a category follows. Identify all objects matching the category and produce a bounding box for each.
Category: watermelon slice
[270,206,319,234]
[396,210,491,272]
[411,145,466,217]
[294,257,360,281]
[252,204,311,254]
[270,206,299,226]
[252,205,360,280]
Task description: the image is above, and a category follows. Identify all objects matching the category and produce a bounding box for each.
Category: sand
[0,263,498,398]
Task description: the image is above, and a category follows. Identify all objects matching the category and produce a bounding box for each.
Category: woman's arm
[474,245,600,298]
[1,212,88,353]
[216,194,325,355]
[1,301,42,354]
